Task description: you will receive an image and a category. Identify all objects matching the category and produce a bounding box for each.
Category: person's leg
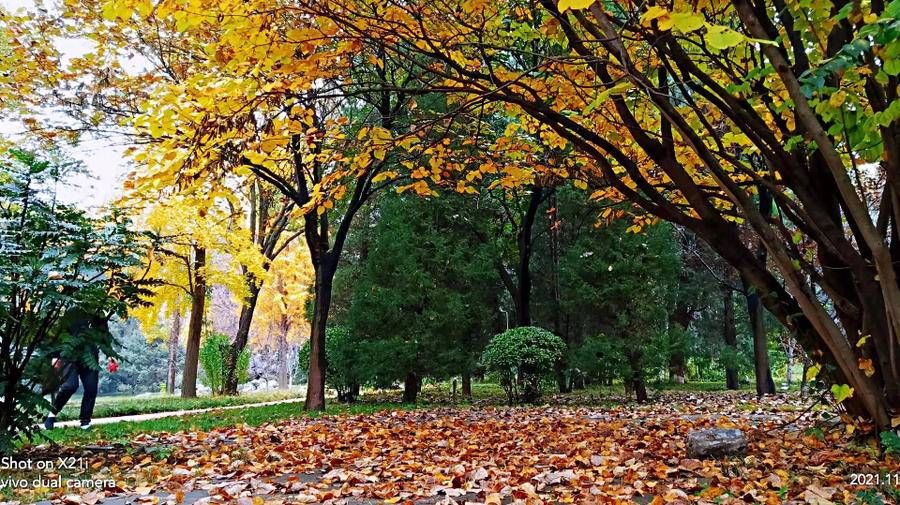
[51,365,79,414]
[45,365,79,429]
[78,366,99,427]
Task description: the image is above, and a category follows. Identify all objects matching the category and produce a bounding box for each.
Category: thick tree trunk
[182,247,207,399]
[461,370,472,398]
[668,287,694,385]
[572,373,585,389]
[623,378,633,397]
[403,371,420,403]
[305,256,337,411]
[514,186,544,327]
[223,281,262,395]
[627,350,647,403]
[743,276,776,396]
[668,353,686,384]
[722,271,740,391]
[166,307,181,395]
[742,184,776,396]
[555,363,570,393]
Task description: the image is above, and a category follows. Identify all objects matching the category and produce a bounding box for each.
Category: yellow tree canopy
[130,193,267,342]
[251,243,314,349]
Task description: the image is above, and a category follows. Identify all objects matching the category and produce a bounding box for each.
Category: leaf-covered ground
[17,392,899,504]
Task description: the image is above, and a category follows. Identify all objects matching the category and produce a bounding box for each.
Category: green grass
[36,401,419,447]
[652,381,753,392]
[56,389,305,422]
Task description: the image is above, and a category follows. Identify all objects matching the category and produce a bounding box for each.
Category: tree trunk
[668,282,694,385]
[305,255,337,411]
[403,371,420,403]
[514,186,544,327]
[627,350,647,403]
[555,363,570,393]
[223,281,262,395]
[743,276,776,396]
[166,307,181,395]
[785,343,794,389]
[0,375,19,445]
[800,359,811,397]
[722,270,740,390]
[277,324,290,390]
[181,247,207,399]
[549,190,568,394]
[742,184,776,396]
[461,370,472,398]
[668,353,686,384]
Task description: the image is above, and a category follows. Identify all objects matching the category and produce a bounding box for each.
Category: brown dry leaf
[699,486,725,500]
[803,483,837,505]
[484,493,502,504]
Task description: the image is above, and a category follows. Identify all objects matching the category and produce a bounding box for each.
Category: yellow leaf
[670,12,705,33]
[829,90,847,107]
[657,15,675,31]
[462,0,489,13]
[640,6,668,27]
[367,53,384,69]
[856,335,870,347]
[805,363,822,381]
[397,136,418,150]
[705,24,746,50]
[369,126,392,143]
[450,51,468,68]
[831,384,854,404]
[584,81,633,114]
[558,0,595,12]
[371,170,398,183]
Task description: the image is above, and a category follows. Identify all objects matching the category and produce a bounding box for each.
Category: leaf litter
[15,392,899,504]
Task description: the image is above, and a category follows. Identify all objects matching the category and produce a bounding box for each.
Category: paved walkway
[54,397,306,428]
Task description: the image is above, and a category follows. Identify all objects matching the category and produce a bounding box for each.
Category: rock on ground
[686,428,747,458]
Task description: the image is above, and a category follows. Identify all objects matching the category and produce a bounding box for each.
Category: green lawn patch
[36,401,420,447]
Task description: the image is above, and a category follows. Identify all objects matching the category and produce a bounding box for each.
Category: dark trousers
[51,363,99,424]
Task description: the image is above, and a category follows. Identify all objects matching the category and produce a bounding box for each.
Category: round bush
[481,326,566,404]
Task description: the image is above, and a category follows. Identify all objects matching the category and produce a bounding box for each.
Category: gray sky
[1,0,130,211]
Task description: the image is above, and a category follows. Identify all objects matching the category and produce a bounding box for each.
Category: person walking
[43,309,116,430]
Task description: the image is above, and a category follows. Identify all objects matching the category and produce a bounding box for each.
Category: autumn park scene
[1,0,900,502]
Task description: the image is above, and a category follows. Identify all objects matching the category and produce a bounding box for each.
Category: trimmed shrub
[481,326,567,404]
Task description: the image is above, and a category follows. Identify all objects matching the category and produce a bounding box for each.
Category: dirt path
[53,397,306,428]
